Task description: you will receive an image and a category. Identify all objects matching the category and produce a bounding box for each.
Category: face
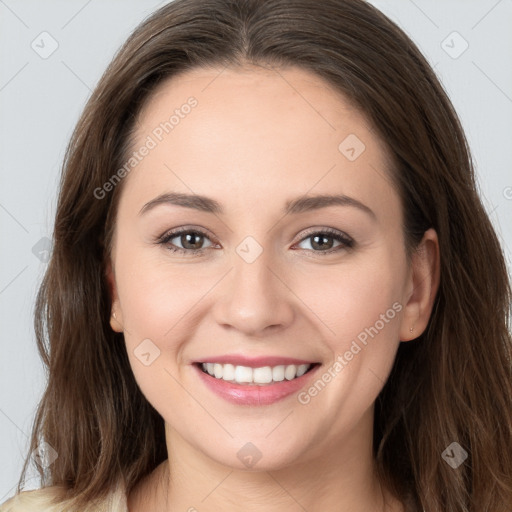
[108,64,419,471]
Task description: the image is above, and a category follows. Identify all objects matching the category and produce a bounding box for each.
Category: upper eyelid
[159,226,217,242]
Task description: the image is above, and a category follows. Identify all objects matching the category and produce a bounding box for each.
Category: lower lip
[193,363,320,406]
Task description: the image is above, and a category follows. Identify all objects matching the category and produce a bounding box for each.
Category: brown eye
[310,234,336,250]
[178,232,206,250]
[159,228,214,255]
[295,228,354,254]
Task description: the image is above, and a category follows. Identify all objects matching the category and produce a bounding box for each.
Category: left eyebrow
[139,192,222,215]
[139,191,376,220]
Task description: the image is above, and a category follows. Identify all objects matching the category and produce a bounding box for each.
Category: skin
[107,64,440,512]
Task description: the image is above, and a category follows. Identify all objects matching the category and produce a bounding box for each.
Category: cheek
[113,237,202,353]
[116,266,177,343]
[290,252,405,435]
[113,245,205,410]
[290,248,405,368]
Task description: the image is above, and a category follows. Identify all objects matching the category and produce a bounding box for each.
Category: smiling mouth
[196,362,319,386]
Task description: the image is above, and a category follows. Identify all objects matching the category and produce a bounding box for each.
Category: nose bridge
[212,239,294,335]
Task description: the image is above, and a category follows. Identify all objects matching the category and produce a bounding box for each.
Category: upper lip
[194,355,318,367]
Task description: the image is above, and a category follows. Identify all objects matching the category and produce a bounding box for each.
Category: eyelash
[156,226,355,256]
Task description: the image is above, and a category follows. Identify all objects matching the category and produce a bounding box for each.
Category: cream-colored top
[0,480,128,512]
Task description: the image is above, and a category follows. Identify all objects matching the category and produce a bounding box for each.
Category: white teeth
[214,363,223,379]
[272,365,285,382]
[296,364,309,377]
[201,362,312,385]
[222,363,235,381]
[253,366,272,384]
[235,365,253,383]
[284,365,296,380]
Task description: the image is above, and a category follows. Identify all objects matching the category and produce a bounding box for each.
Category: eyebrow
[139,191,376,220]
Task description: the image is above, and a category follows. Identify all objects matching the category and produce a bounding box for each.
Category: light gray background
[1,0,511,500]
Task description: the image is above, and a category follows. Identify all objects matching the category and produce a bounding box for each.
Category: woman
[2,0,511,511]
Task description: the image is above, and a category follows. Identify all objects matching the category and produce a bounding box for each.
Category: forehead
[122,65,397,222]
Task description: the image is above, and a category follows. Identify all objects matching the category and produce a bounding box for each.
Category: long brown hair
[15,0,512,510]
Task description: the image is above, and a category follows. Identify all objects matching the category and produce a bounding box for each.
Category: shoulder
[0,486,67,512]
[0,481,128,512]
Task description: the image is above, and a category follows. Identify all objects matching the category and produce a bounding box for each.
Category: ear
[105,258,124,333]
[399,228,440,341]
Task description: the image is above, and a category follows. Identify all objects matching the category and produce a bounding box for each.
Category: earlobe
[105,259,124,332]
[110,309,124,333]
[399,228,440,342]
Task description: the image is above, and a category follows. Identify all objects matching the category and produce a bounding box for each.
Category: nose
[211,249,295,337]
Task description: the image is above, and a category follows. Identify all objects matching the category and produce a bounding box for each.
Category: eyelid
[157,225,217,243]
[294,226,352,242]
